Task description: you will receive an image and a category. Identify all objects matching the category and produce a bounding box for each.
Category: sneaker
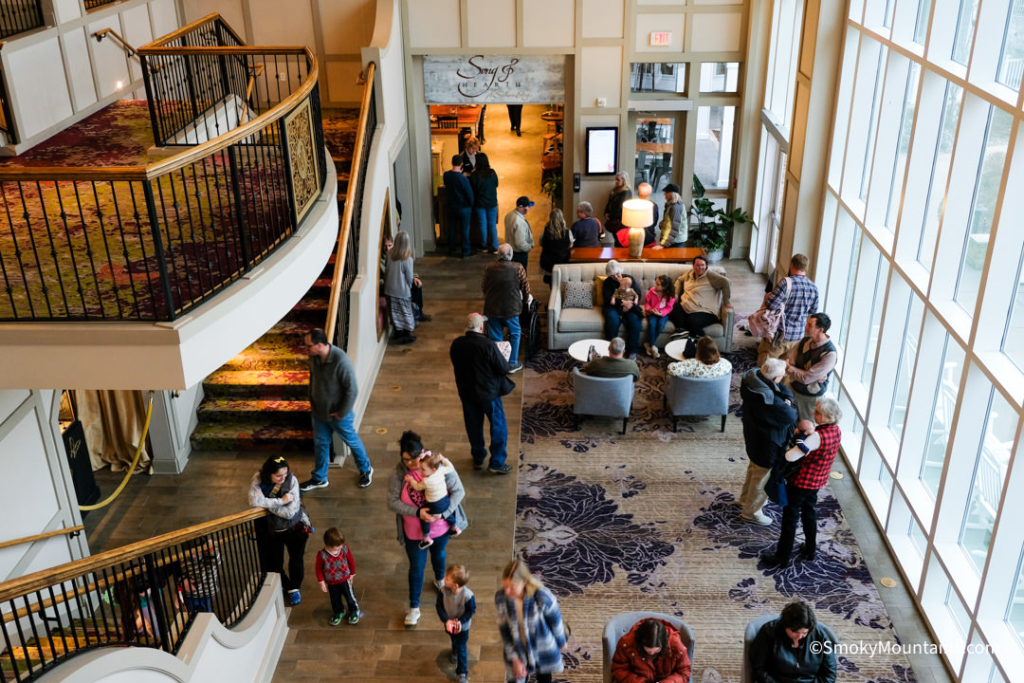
[473,461,485,470]
[488,464,514,475]
[507,362,522,375]
[419,538,434,550]
[417,314,433,322]
[434,579,445,593]
[628,352,637,361]
[450,651,458,664]
[457,675,469,683]
[299,479,328,492]
[671,330,691,339]
[329,612,344,626]
[358,467,374,488]
[650,345,660,359]
[762,552,790,568]
[450,525,462,537]
[740,511,773,526]
[287,590,301,606]
[404,607,421,625]
[644,343,654,356]
[347,610,363,625]
[395,333,417,344]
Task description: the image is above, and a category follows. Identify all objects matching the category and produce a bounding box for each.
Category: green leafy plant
[542,173,563,206]
[688,174,754,253]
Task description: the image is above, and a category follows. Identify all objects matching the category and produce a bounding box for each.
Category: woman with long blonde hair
[494,559,567,683]
[539,208,572,285]
[384,231,419,344]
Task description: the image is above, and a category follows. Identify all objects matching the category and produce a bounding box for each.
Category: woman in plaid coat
[495,559,567,683]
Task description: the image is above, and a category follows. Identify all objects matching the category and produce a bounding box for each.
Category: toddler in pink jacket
[644,274,675,357]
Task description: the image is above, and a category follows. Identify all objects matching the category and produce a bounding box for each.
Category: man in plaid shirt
[756,254,819,367]
[765,396,842,568]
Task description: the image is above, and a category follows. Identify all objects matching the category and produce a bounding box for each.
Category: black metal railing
[0,0,43,40]
[139,16,309,147]
[0,510,267,682]
[327,64,376,350]
[0,44,326,322]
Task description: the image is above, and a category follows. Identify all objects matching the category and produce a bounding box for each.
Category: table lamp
[621,198,654,259]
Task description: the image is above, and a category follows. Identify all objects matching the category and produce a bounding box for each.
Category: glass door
[633,112,682,194]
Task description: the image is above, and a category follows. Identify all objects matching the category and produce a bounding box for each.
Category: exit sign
[650,31,672,47]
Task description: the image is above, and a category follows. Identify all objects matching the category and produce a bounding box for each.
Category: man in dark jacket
[450,313,514,474]
[443,155,474,258]
[482,244,530,374]
[737,358,797,525]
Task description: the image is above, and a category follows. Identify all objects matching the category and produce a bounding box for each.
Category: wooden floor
[82,106,953,683]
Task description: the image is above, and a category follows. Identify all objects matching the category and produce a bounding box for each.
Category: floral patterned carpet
[515,332,916,683]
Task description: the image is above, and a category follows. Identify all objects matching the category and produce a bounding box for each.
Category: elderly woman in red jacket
[611,618,692,683]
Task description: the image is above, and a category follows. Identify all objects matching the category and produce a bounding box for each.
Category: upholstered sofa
[547,262,735,352]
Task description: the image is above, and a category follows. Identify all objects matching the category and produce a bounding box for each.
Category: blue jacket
[443,170,474,210]
[495,585,567,677]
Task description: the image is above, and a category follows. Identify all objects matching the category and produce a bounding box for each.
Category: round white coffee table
[665,338,691,361]
[568,338,610,362]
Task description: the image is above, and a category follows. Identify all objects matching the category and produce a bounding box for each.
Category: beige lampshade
[621,198,654,228]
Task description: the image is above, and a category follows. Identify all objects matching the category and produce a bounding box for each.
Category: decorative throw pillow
[563,281,594,309]
[594,275,607,306]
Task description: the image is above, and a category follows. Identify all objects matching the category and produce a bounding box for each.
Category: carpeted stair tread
[288,296,328,312]
[190,422,312,452]
[219,344,308,371]
[202,370,310,401]
[197,399,310,427]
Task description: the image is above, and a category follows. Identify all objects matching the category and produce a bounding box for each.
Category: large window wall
[817,0,1024,680]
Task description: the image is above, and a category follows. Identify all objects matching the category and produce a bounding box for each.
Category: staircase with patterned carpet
[189,108,359,453]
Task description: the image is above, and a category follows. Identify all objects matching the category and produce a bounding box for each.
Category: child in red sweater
[315,527,360,625]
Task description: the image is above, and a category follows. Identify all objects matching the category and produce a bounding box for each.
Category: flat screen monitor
[585,127,618,176]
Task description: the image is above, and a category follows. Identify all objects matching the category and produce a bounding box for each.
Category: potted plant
[688,174,754,262]
[542,173,563,207]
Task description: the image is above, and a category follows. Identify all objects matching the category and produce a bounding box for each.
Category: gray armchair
[602,611,695,683]
[741,613,838,683]
[664,372,730,432]
[572,367,634,434]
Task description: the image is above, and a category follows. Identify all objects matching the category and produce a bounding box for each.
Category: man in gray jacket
[301,328,373,490]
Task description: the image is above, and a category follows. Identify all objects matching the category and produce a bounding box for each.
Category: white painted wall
[0,390,90,583]
[180,0,376,105]
[0,0,181,155]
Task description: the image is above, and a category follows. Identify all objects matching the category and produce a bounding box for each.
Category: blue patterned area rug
[515,340,916,683]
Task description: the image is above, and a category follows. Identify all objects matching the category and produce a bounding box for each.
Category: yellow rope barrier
[79,395,154,511]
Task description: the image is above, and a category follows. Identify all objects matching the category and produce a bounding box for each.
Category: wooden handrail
[325,61,376,342]
[0,508,265,604]
[141,12,246,50]
[93,28,139,59]
[0,526,83,552]
[0,46,318,183]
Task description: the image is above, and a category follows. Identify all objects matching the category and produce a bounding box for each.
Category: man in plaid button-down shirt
[765,396,842,568]
[756,254,819,367]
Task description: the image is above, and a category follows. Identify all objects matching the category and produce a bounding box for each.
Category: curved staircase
[190,109,358,453]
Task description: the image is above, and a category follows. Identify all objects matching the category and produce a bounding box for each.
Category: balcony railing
[0,0,43,40]
[0,18,327,322]
[0,509,268,682]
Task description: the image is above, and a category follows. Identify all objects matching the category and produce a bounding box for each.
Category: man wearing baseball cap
[503,196,535,272]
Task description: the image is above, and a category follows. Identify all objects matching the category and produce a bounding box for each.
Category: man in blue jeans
[449,313,514,474]
[301,328,373,490]
[481,244,530,375]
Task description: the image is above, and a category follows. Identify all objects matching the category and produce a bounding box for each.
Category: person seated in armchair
[670,255,732,338]
[611,617,692,683]
[583,337,640,382]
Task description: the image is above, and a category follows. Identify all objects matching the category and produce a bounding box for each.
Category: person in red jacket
[611,618,692,683]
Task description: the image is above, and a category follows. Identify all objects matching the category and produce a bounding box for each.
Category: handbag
[747,277,788,342]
